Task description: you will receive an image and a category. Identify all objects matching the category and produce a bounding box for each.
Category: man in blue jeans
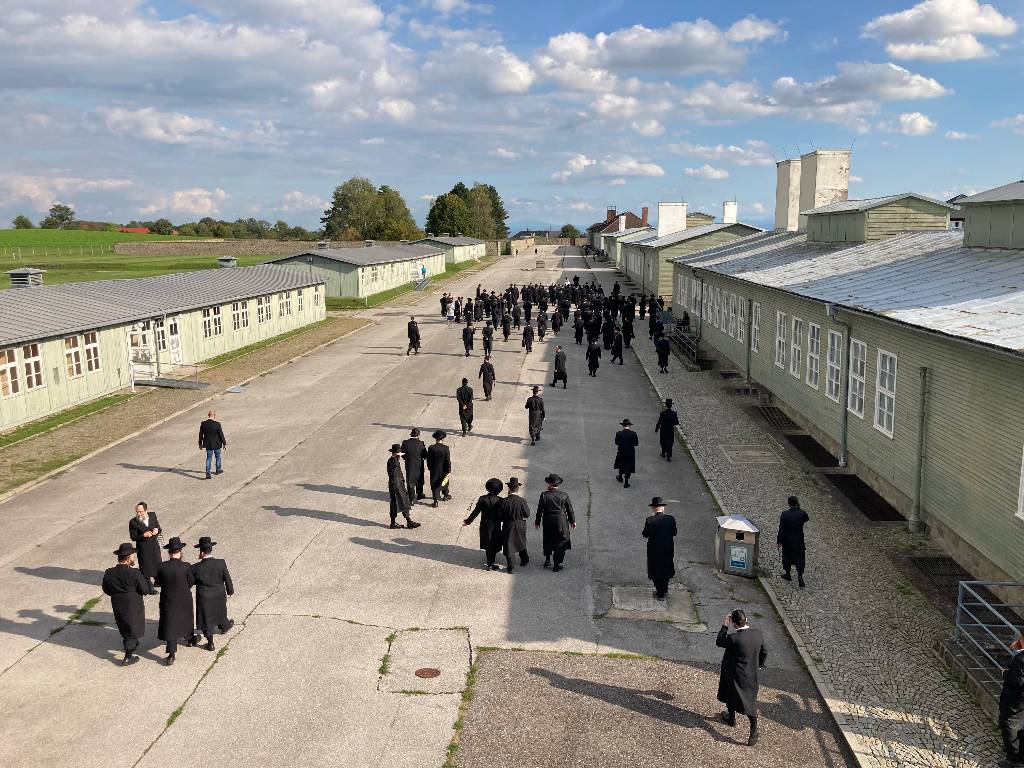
[198,410,227,479]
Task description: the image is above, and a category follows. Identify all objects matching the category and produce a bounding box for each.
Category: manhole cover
[414,668,441,679]
[721,445,781,464]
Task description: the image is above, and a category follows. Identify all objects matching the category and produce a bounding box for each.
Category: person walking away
[1000,633,1024,765]
[655,333,671,373]
[551,346,568,389]
[573,313,585,345]
[610,328,624,365]
[387,444,420,529]
[655,399,679,461]
[501,477,530,571]
[199,410,227,479]
[622,316,634,348]
[601,316,615,350]
[535,474,575,572]
[522,323,534,354]
[155,536,197,666]
[537,311,547,341]
[512,301,521,330]
[191,536,234,651]
[463,478,506,570]
[551,309,563,335]
[717,609,768,746]
[482,321,494,356]
[456,378,474,435]
[525,386,545,445]
[777,495,809,587]
[462,322,475,357]
[406,316,421,355]
[501,312,512,342]
[427,430,452,507]
[478,356,496,401]
[523,299,533,326]
[614,419,638,488]
[102,543,150,666]
[585,338,601,377]
[128,501,161,594]
[401,428,427,502]
[642,498,677,600]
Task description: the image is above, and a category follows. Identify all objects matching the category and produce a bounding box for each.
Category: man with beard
[427,431,452,507]
[456,377,474,435]
[534,474,576,572]
[655,332,671,373]
[387,444,420,530]
[478,356,496,401]
[102,543,150,666]
[501,312,512,342]
[551,307,563,334]
[622,316,634,349]
[601,316,615,350]
[155,536,197,666]
[610,328,624,365]
[525,385,545,446]
[717,609,768,747]
[191,536,235,651]
[573,312,585,345]
[401,428,427,502]
[128,501,161,595]
[536,311,547,341]
[482,320,494,357]
[463,478,506,570]
[655,399,679,461]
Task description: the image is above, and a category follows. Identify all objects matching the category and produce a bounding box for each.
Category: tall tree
[426,193,472,237]
[40,203,75,229]
[149,218,174,235]
[467,183,497,239]
[367,185,419,240]
[559,224,582,238]
[485,185,509,239]
[321,177,378,239]
[12,214,33,229]
[449,182,470,204]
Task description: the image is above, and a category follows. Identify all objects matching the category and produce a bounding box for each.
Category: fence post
[954,581,963,642]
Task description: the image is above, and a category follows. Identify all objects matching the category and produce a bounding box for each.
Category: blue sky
[1,0,1021,232]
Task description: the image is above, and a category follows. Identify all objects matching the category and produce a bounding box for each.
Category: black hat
[410,428,420,437]
[432,430,447,440]
[506,477,522,490]
[649,497,667,508]
[485,478,503,494]
[194,536,217,549]
[163,536,185,552]
[113,542,135,558]
[532,385,539,393]
[620,418,633,427]
[544,473,563,487]
[665,399,673,407]
[390,443,404,454]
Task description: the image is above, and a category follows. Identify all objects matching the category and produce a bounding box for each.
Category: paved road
[0,249,839,768]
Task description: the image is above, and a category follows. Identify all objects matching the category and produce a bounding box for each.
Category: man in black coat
[655,399,680,461]
[501,313,512,342]
[585,339,601,376]
[427,430,452,507]
[525,385,545,445]
[655,333,671,373]
[482,321,494,357]
[622,316,634,348]
[128,501,161,594]
[777,496,810,588]
[534,474,575,572]
[610,328,624,365]
[551,346,567,388]
[102,543,150,666]
[199,410,227,479]
[463,478,506,570]
[1000,634,1024,764]
[642,497,677,600]
[717,609,768,746]
[387,444,420,529]
[456,378,474,435]
[478,356,496,401]
[462,322,475,357]
[573,314,585,345]
[536,311,547,341]
[522,323,534,353]
[501,477,531,571]
[406,316,421,355]
[191,536,234,651]
[614,419,639,488]
[512,302,521,329]
[401,428,427,502]
[155,537,197,666]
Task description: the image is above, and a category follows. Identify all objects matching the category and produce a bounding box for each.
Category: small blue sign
[729,545,748,570]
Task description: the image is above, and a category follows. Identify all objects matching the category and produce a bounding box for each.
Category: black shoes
[720,712,735,727]
[652,591,666,601]
[215,470,223,475]
[543,559,551,569]
[552,565,563,572]
[122,652,139,667]
[616,475,622,483]
[205,640,215,651]
[187,636,199,648]
[431,502,439,509]
[747,732,758,747]
[205,473,212,479]
[406,520,421,529]
[165,654,176,666]
[798,575,806,588]
[624,481,630,488]
[223,619,235,632]
[390,522,401,529]
[781,572,792,581]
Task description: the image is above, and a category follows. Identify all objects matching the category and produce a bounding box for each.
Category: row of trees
[425,182,509,241]
[12,204,77,229]
[320,177,420,241]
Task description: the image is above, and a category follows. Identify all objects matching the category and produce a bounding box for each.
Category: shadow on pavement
[371,423,525,445]
[118,463,208,479]
[263,505,388,528]
[297,484,390,502]
[14,566,105,585]
[350,536,483,570]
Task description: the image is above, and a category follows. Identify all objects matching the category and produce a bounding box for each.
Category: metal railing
[953,580,1024,692]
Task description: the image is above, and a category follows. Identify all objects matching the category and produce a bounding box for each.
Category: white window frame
[691,281,700,316]
[848,338,867,418]
[775,311,787,369]
[826,330,843,402]
[1017,446,1024,521]
[738,299,746,345]
[203,309,213,339]
[22,343,44,390]
[751,302,760,353]
[297,289,304,313]
[713,287,720,329]
[806,324,821,389]
[790,317,804,378]
[257,295,271,324]
[278,291,292,317]
[0,348,20,397]
[212,306,222,336]
[64,336,83,379]
[874,349,898,438]
[728,293,737,338]
[83,331,102,373]
[314,285,321,306]
[232,301,250,331]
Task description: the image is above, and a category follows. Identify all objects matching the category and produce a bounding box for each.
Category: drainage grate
[752,405,801,431]
[784,434,839,467]
[824,473,904,521]
[721,445,781,464]
[719,370,741,379]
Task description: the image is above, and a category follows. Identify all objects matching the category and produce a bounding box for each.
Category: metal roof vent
[317,240,330,249]
[217,256,237,268]
[6,267,45,287]
[365,240,375,248]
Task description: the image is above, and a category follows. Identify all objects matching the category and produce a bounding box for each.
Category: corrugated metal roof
[641,222,763,250]
[415,236,485,247]
[961,180,1024,204]
[272,243,443,267]
[600,226,652,241]
[0,264,326,347]
[801,192,952,216]
[674,229,1024,354]
[618,229,659,245]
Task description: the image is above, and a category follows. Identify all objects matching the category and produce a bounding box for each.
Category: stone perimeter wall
[114,239,511,259]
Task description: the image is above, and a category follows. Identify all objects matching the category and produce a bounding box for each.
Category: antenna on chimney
[849,138,857,151]
[809,139,816,150]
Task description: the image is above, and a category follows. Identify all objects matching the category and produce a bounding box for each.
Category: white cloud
[879,111,937,135]
[746,201,768,215]
[667,139,774,166]
[360,137,385,145]
[0,173,134,211]
[608,178,627,186]
[601,156,665,177]
[490,147,521,160]
[631,119,664,136]
[426,0,493,14]
[863,0,1016,61]
[423,43,535,95]
[850,175,864,183]
[565,201,594,211]
[97,106,238,145]
[992,114,1024,134]
[679,81,777,122]
[684,164,730,180]
[191,0,385,31]
[378,98,416,122]
[140,187,227,217]
[944,130,976,139]
[279,190,326,212]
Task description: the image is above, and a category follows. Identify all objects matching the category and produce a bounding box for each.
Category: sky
[1,0,1022,233]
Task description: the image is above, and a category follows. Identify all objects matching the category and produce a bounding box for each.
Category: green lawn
[202,318,335,366]
[0,393,138,449]
[0,229,194,248]
[0,252,272,287]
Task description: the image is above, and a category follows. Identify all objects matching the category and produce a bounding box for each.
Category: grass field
[0,228,193,248]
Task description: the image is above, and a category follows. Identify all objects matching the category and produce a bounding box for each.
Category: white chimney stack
[617,214,626,232]
[657,202,687,238]
[775,159,802,231]
[797,149,851,230]
[722,201,738,225]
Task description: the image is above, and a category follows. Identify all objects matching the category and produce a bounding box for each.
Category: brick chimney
[641,206,649,225]
[606,206,617,221]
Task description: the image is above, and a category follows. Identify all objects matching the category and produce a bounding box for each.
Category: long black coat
[401,438,427,486]
[642,513,677,582]
[535,489,575,554]
[525,395,545,435]
[585,343,601,370]
[478,362,496,384]
[465,493,504,551]
[128,512,162,580]
[388,456,411,517]
[1001,650,1024,717]
[601,319,615,348]
[554,350,567,374]
[407,321,421,348]
[426,443,451,489]
[614,429,639,474]
[462,326,475,350]
[102,563,148,641]
[501,495,530,553]
[522,325,534,350]
[192,557,234,633]
[655,408,679,451]
[199,418,226,450]
[156,558,195,641]
[656,336,671,367]
[457,385,474,419]
[717,626,768,715]
[777,506,810,563]
[611,334,623,358]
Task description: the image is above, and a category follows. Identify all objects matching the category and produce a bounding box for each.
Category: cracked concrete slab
[378,627,470,694]
[606,585,705,630]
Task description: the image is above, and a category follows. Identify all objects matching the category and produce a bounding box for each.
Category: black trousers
[652,578,670,597]
[660,439,674,458]
[431,480,450,503]
[406,473,424,500]
[483,340,493,355]
[483,381,493,398]
[120,632,140,652]
[1000,709,1024,757]
[783,552,806,575]
[544,542,569,565]
[460,413,473,432]
[727,709,758,733]
[485,547,502,566]
[165,635,195,655]
[611,353,623,364]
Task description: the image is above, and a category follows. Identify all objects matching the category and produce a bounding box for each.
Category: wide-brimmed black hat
[506,477,522,490]
[390,443,404,454]
[532,385,540,393]
[620,419,633,427]
[485,478,503,494]
[163,536,185,552]
[113,542,135,558]
[649,497,667,507]
[194,536,217,549]
[432,430,447,440]
[665,399,673,407]
[544,473,563,487]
